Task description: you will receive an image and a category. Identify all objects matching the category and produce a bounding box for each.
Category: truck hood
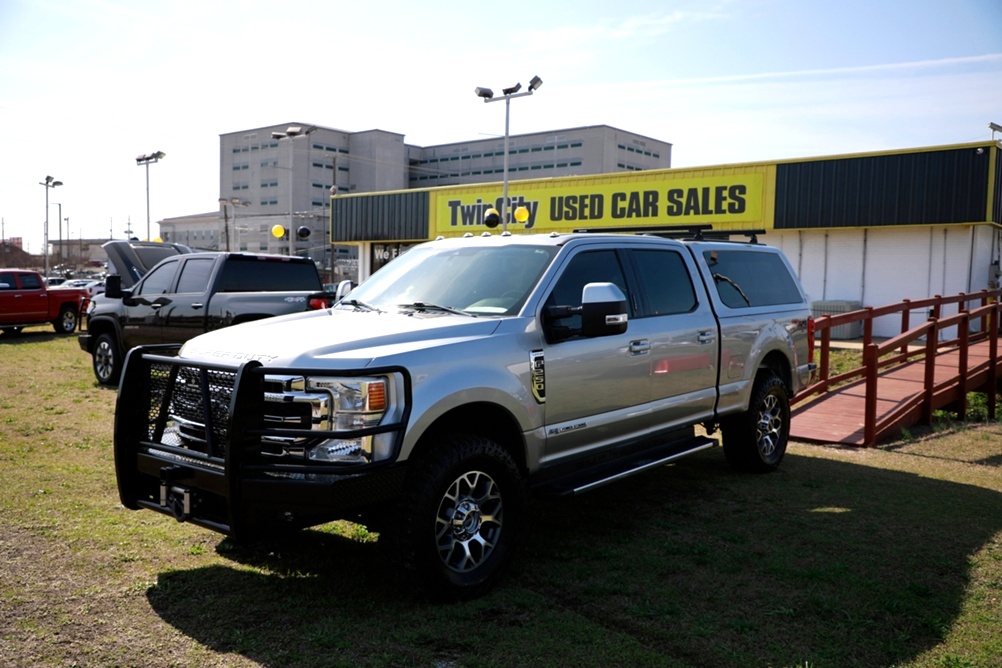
[179,308,504,368]
[103,239,193,289]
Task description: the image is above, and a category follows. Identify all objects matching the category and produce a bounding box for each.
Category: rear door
[625,247,719,428]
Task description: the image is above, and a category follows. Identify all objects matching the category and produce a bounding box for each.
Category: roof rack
[571,224,766,244]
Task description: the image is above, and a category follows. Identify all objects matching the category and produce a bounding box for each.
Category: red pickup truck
[0,269,89,334]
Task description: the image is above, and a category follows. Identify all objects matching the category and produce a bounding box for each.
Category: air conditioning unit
[811,300,863,340]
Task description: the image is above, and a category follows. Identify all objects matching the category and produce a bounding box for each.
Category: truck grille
[143,362,321,459]
[151,363,237,456]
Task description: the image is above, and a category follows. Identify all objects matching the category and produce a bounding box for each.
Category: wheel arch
[83,316,123,353]
[409,402,528,477]
[757,349,793,393]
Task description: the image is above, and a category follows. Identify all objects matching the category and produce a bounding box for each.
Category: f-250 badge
[530,350,545,404]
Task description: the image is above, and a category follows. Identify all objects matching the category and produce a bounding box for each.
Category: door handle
[629,340,651,355]
[191,303,204,309]
[698,331,715,344]
[151,303,162,310]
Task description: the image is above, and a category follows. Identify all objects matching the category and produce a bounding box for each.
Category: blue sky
[1,0,1000,252]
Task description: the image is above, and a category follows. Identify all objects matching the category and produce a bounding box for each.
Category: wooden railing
[794,289,1002,445]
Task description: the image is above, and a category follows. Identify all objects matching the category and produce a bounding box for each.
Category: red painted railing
[794,289,1002,445]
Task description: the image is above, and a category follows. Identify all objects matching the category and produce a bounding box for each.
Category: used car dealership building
[331,140,1001,339]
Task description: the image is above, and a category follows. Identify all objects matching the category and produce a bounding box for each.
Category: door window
[544,249,629,340]
[136,260,178,297]
[630,249,697,317]
[175,258,215,294]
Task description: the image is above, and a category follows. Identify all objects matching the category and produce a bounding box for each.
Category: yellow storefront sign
[433,172,766,236]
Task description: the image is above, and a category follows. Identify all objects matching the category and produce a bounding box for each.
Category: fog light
[308,439,369,464]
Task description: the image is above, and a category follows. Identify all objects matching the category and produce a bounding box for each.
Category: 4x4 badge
[530,350,545,404]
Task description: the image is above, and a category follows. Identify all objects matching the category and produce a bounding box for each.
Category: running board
[533,435,717,497]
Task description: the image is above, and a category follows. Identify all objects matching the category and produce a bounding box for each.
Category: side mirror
[334,279,355,302]
[104,274,123,299]
[580,282,628,337]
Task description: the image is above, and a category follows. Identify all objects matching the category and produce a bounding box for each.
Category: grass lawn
[2,329,1000,667]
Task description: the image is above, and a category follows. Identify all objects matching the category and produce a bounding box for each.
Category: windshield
[340,244,557,316]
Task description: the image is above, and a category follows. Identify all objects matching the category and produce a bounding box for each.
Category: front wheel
[721,372,790,473]
[52,305,77,334]
[384,434,525,600]
[92,333,122,385]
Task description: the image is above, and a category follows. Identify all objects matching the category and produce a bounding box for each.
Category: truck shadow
[145,451,1002,667]
[0,329,66,344]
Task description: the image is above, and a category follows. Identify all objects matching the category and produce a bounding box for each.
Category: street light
[54,203,63,270]
[218,197,249,251]
[136,151,166,241]
[475,75,542,233]
[271,126,315,255]
[39,175,63,277]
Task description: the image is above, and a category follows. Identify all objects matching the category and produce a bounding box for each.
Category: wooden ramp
[789,291,1002,446]
[791,341,998,445]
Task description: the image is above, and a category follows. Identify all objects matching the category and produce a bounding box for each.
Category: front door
[122,259,180,346]
[540,248,652,463]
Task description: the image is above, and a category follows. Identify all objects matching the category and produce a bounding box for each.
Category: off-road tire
[93,333,122,385]
[721,372,790,473]
[52,305,77,334]
[384,433,525,600]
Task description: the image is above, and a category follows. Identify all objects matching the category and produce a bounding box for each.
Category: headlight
[303,377,394,465]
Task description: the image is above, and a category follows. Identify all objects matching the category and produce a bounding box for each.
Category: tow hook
[159,465,193,522]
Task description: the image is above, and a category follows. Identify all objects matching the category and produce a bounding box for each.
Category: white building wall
[771,224,997,339]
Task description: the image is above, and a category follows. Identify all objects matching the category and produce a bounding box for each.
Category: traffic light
[297,226,311,240]
[484,208,500,228]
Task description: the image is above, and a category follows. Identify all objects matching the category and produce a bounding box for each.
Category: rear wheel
[722,372,789,473]
[92,333,122,385]
[52,305,77,334]
[384,433,525,600]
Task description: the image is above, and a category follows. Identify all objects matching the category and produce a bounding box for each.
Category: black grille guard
[114,344,412,529]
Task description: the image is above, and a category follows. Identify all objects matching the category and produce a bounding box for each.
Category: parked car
[80,251,333,384]
[114,229,816,598]
[0,269,90,334]
[58,278,105,297]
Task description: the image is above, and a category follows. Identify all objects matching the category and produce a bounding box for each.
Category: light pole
[39,176,63,277]
[218,197,249,251]
[475,75,542,233]
[271,126,315,255]
[53,203,62,269]
[136,151,166,241]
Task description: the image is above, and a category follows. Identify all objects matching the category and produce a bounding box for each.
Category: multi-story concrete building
[157,123,672,277]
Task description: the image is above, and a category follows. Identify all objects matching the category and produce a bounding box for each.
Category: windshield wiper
[398,301,476,317]
[341,298,382,312]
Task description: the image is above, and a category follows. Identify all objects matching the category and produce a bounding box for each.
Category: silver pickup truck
[114,230,815,598]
